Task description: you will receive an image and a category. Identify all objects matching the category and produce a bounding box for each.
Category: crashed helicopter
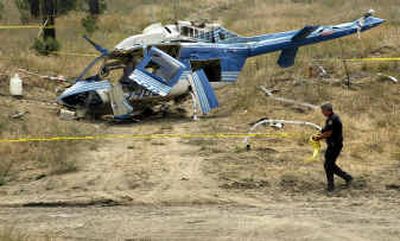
[58,10,384,121]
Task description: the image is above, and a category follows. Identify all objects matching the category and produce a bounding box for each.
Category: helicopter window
[153,45,180,58]
[181,26,197,37]
[181,26,190,36]
[144,53,182,82]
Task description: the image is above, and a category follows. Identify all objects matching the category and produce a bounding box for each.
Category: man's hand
[312,134,322,141]
[314,130,333,141]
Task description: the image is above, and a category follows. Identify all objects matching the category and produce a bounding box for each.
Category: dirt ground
[1,201,400,241]
[0,100,399,240]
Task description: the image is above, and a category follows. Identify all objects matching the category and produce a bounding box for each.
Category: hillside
[0,0,399,240]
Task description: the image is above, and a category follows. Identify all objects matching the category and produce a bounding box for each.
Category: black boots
[327,176,353,193]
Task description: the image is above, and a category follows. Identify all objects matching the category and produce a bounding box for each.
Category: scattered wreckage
[259,86,318,111]
[243,118,322,150]
[57,11,384,121]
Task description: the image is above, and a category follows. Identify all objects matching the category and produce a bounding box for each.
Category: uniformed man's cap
[321,102,333,111]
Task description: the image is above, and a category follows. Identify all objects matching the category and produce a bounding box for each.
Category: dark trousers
[324,143,352,188]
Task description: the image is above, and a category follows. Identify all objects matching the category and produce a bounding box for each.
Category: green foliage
[0,0,4,19]
[81,15,98,34]
[93,0,107,14]
[32,37,60,55]
[15,0,78,20]
[78,0,107,14]
[57,0,79,15]
[81,0,108,34]
[98,0,107,14]
[14,0,31,23]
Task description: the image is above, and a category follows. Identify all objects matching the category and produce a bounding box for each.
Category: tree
[29,0,40,18]
[15,0,31,23]
[82,0,107,34]
[0,0,4,19]
[29,0,60,55]
[42,0,56,40]
[57,0,78,15]
[88,0,100,15]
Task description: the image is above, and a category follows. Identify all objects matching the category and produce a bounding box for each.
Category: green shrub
[0,1,4,19]
[81,15,98,34]
[14,0,30,23]
[57,0,79,15]
[32,37,61,55]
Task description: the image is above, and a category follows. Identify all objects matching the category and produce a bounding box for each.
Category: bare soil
[0,103,399,240]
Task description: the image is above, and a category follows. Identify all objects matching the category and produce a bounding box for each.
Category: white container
[9,73,23,97]
[58,109,76,121]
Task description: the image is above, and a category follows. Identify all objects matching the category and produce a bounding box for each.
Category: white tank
[9,73,23,97]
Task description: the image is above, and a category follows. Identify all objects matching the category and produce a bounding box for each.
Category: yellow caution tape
[0,132,293,144]
[305,133,322,163]
[0,25,55,30]
[52,51,99,57]
[0,132,322,161]
[345,57,400,62]
[312,57,400,63]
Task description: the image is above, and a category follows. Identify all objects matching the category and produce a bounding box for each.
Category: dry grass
[0,226,55,241]
[0,227,28,241]
[0,82,97,185]
[0,0,399,193]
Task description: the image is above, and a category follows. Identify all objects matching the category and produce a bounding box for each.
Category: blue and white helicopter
[58,10,384,120]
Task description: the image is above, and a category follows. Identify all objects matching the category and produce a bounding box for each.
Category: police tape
[311,57,400,63]
[52,51,99,57]
[0,132,294,143]
[0,132,322,161]
[345,57,400,62]
[0,25,55,30]
[307,135,322,162]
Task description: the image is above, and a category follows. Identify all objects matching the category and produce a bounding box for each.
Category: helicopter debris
[18,68,67,82]
[260,86,318,110]
[377,73,398,83]
[56,11,384,121]
[244,118,322,150]
[9,110,29,119]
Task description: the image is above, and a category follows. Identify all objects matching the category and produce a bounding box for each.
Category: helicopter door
[109,82,133,117]
[188,69,219,114]
[128,47,186,96]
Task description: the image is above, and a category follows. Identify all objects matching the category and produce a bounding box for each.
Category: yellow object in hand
[307,133,321,162]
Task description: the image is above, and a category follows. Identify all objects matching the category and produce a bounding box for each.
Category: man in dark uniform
[314,103,353,192]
